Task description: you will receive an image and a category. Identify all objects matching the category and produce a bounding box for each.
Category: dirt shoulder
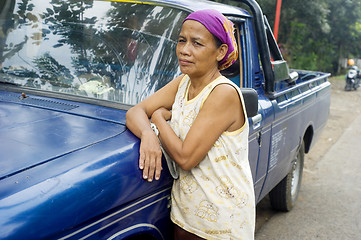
[304,75,361,170]
[255,75,361,232]
[255,75,361,239]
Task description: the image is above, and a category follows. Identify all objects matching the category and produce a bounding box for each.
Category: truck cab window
[221,21,245,87]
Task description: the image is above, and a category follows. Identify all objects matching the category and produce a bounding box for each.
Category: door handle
[252,114,262,129]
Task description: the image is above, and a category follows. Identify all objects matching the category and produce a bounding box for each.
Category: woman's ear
[216,44,228,62]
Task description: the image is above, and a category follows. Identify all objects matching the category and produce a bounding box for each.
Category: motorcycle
[345,66,361,91]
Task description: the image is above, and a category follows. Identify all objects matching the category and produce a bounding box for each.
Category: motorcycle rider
[345,58,361,91]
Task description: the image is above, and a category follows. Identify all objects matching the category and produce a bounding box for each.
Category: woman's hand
[125,75,182,182]
[139,108,171,182]
[139,130,163,182]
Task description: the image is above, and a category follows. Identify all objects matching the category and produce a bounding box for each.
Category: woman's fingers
[155,155,163,180]
[145,148,162,182]
[147,154,155,181]
[139,150,145,170]
[139,136,163,181]
[141,150,149,180]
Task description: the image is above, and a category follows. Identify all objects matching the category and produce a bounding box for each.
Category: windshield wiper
[0,81,21,86]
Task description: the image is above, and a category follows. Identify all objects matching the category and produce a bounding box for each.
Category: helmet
[348,59,355,66]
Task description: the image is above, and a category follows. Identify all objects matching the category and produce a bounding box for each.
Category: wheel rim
[290,152,301,201]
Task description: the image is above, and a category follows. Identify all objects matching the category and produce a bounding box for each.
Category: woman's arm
[152,83,245,171]
[126,74,183,181]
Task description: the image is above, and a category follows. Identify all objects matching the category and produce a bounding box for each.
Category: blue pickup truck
[0,0,330,239]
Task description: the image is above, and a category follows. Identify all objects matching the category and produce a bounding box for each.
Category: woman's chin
[179,66,192,75]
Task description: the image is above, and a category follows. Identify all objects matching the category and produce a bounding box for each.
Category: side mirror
[272,60,299,84]
[272,60,289,82]
[241,88,258,118]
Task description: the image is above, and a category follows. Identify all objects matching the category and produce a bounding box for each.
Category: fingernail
[148,178,152,182]
[143,175,147,179]
[155,176,159,180]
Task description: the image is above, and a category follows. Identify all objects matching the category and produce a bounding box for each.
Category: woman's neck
[187,69,221,100]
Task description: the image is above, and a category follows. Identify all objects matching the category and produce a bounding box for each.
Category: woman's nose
[178,42,191,56]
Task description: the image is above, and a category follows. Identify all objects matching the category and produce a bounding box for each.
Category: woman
[126,9,255,239]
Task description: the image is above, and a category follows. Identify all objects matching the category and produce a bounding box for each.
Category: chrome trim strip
[107,223,163,240]
[79,196,169,240]
[59,187,171,240]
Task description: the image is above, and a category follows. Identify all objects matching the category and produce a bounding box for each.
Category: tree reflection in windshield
[0,0,187,105]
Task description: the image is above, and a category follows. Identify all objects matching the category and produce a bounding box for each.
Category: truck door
[248,93,273,202]
[260,86,305,199]
[225,18,274,202]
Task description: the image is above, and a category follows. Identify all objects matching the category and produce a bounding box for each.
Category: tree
[250,0,333,72]
[326,0,361,72]
[211,0,361,74]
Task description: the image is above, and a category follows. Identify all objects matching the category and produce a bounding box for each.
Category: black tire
[269,141,305,212]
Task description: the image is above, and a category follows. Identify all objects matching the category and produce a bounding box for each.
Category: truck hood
[0,97,126,180]
[0,92,174,239]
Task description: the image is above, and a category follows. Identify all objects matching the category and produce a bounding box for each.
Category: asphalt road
[254,78,361,240]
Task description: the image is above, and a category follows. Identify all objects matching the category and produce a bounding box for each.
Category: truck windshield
[0,0,187,105]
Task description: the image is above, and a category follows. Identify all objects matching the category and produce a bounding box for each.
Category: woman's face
[176,20,225,78]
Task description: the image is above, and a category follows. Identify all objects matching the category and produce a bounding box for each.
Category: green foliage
[211,0,361,74]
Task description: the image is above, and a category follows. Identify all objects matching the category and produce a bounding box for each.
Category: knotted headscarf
[184,9,238,70]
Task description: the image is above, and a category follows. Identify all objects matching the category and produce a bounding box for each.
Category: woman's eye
[178,39,185,43]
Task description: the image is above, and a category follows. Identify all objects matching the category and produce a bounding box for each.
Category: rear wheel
[269,141,305,211]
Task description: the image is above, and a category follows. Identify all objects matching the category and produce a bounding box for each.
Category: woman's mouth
[179,59,192,66]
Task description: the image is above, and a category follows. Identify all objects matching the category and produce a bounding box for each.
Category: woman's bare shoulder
[210,83,240,104]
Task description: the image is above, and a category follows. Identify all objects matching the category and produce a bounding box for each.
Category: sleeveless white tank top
[170,75,255,239]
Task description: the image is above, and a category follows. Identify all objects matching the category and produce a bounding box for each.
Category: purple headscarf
[184,9,238,70]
